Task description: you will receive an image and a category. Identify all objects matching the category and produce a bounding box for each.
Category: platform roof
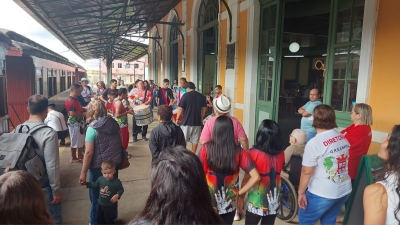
[14,0,182,62]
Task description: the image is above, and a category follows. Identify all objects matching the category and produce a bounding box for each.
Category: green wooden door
[324,0,365,128]
[255,0,284,128]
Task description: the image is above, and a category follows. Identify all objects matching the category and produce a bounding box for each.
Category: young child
[105,91,116,116]
[86,160,124,224]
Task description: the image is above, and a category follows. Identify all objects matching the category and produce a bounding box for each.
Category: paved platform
[59,113,342,225]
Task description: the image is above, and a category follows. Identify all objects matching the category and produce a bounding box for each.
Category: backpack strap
[28,124,52,135]
[16,124,51,135]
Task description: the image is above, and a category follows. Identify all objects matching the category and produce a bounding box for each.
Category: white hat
[291,129,307,144]
[80,78,88,82]
[213,95,231,114]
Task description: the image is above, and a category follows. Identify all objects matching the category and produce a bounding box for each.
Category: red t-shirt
[341,124,372,179]
[105,101,114,115]
[65,96,83,123]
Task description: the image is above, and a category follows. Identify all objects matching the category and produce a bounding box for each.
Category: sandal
[70,159,81,163]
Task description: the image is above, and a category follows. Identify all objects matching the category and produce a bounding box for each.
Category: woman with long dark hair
[199,116,260,225]
[0,171,54,224]
[240,119,285,225]
[130,146,224,225]
[364,125,400,224]
[143,80,150,90]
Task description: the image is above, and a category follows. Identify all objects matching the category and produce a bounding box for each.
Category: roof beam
[66,15,185,26]
[48,0,169,19]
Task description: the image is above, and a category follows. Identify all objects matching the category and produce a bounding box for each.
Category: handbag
[119,130,130,170]
[119,146,130,170]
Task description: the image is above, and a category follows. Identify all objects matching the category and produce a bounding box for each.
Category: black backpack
[0,124,50,180]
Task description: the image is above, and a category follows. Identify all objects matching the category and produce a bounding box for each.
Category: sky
[0,0,147,70]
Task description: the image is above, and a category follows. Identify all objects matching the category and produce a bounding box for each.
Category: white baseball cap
[80,78,89,82]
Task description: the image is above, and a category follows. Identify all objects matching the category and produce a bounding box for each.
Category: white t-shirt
[302,129,352,199]
[44,110,68,131]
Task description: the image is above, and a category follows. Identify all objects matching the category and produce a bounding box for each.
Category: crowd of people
[2,76,400,225]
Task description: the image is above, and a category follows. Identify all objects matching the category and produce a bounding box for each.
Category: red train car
[0,29,87,132]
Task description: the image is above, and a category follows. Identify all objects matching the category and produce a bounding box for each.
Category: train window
[118,63,122,68]
[0,60,5,75]
[35,69,43,95]
[67,71,72,88]
[112,63,114,68]
[48,69,53,97]
[53,74,57,95]
[60,70,66,92]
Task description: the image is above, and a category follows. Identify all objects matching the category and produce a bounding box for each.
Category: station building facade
[87,57,148,86]
[147,0,400,153]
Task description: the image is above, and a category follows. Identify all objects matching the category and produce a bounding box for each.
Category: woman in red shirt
[337,103,373,222]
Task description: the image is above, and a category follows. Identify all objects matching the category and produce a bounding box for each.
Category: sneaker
[60,140,65,145]
[234,211,241,221]
[142,136,148,141]
[132,135,138,142]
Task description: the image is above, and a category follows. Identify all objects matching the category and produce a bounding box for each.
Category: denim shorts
[298,190,349,225]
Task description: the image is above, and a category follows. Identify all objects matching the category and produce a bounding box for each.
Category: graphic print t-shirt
[341,124,372,179]
[246,150,285,216]
[86,176,124,206]
[302,129,352,199]
[65,96,83,124]
[198,146,255,215]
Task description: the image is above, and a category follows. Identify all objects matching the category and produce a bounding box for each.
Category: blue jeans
[298,190,349,225]
[306,131,317,142]
[89,168,119,225]
[43,185,62,225]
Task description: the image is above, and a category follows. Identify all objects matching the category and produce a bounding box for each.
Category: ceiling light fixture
[289,42,300,53]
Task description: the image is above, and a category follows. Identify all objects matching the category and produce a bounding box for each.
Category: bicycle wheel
[277,176,298,222]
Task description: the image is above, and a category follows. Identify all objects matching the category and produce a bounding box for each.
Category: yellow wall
[221,1,226,12]
[187,0,194,30]
[219,19,227,88]
[175,2,182,21]
[235,108,244,125]
[186,37,191,81]
[235,10,247,104]
[367,0,400,154]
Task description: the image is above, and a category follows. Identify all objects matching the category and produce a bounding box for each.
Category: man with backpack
[11,95,62,223]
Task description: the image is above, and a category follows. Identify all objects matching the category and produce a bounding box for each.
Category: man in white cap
[199,95,249,150]
[80,78,93,106]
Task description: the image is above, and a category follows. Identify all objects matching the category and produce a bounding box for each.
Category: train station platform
[58,113,297,224]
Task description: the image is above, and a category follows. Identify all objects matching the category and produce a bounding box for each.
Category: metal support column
[106,59,112,82]
[106,45,113,83]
